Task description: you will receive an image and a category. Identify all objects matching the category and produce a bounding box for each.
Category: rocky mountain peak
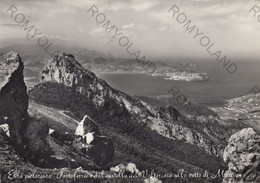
[40,53,96,94]
[38,53,145,109]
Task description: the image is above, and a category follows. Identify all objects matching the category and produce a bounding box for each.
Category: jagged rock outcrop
[0,52,51,166]
[222,128,260,183]
[75,115,100,138]
[0,52,28,151]
[37,54,181,130]
[40,53,94,95]
[158,106,180,120]
[74,115,114,167]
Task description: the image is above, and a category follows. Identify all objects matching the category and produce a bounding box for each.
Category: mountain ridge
[28,52,233,176]
[1,51,258,183]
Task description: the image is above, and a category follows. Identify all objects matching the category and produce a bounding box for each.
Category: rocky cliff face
[40,54,95,95]
[222,128,260,183]
[0,52,28,151]
[35,53,232,157]
[0,52,52,167]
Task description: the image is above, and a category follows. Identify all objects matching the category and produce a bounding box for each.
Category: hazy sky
[0,0,260,60]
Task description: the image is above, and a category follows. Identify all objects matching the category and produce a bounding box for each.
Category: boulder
[144,176,162,183]
[126,163,141,175]
[110,163,126,173]
[22,114,51,167]
[110,163,141,175]
[75,115,100,142]
[222,128,260,183]
[0,52,51,167]
[0,52,28,151]
[0,124,10,137]
[75,115,114,167]
[86,136,114,167]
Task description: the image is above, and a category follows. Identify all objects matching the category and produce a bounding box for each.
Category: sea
[98,59,260,107]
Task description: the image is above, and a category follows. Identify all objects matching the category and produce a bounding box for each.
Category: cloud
[0,0,259,58]
[89,27,108,37]
[122,23,147,31]
[123,23,134,29]
[48,35,72,41]
[132,0,159,11]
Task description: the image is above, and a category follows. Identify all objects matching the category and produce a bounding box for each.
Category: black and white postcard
[0,0,259,182]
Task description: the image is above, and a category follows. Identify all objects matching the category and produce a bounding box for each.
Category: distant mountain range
[0,44,209,86]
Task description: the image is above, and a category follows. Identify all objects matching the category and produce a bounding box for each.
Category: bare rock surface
[40,53,95,95]
[0,52,52,167]
[75,115,100,137]
[0,51,28,151]
[222,128,260,183]
[74,115,114,167]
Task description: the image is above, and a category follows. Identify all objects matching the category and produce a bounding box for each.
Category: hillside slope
[1,51,255,183]
[27,53,247,177]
